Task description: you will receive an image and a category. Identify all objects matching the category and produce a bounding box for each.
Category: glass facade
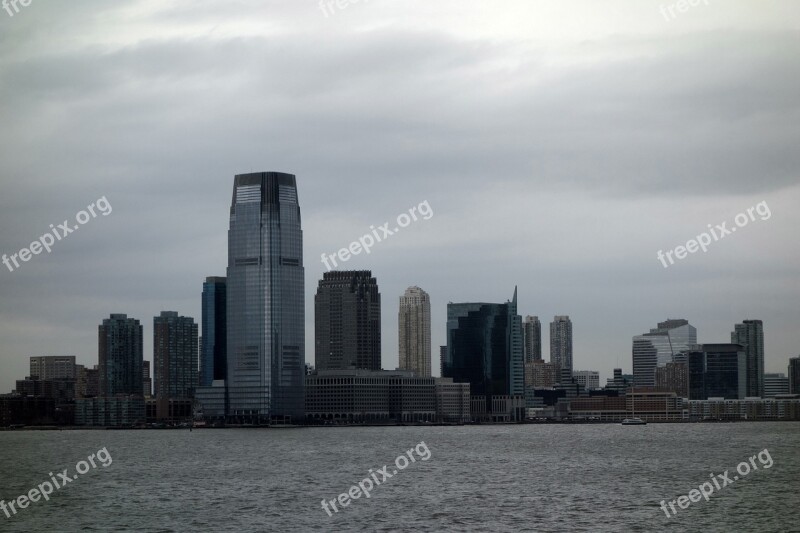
[633,319,697,387]
[443,288,523,409]
[201,277,227,387]
[226,172,305,423]
[688,344,746,400]
[731,319,764,398]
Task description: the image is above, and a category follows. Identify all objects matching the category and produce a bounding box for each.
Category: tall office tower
[29,356,76,380]
[201,276,227,387]
[440,346,446,377]
[315,271,381,371]
[398,286,431,377]
[790,357,800,395]
[522,316,542,363]
[153,311,198,400]
[632,319,697,387]
[550,316,573,384]
[227,172,305,423]
[731,319,765,398]
[687,344,746,400]
[763,373,789,398]
[98,314,143,397]
[444,288,524,408]
[142,361,152,398]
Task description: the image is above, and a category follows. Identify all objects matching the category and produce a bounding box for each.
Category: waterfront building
[398,286,431,377]
[98,314,143,397]
[731,320,765,398]
[523,316,542,362]
[154,311,198,419]
[226,172,305,424]
[200,276,227,387]
[632,319,696,387]
[687,344,746,400]
[550,316,573,384]
[763,373,789,398]
[315,270,381,371]
[444,288,524,419]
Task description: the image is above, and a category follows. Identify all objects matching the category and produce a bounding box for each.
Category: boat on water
[621,417,647,425]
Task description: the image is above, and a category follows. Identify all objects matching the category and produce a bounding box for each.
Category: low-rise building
[74,396,145,427]
[305,369,438,424]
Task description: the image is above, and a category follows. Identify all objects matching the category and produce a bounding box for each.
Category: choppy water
[1,423,798,532]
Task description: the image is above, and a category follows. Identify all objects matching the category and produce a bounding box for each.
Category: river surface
[1,423,798,532]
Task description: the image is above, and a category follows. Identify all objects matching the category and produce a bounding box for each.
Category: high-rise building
[440,346,446,377]
[632,319,697,387]
[572,370,600,390]
[30,356,76,380]
[523,316,542,363]
[201,276,227,387]
[763,373,789,398]
[398,286,431,377]
[98,314,143,397]
[315,271,381,371]
[550,316,573,384]
[731,320,765,398]
[226,172,305,423]
[444,288,524,417]
[687,344,746,400]
[154,311,198,402]
[142,361,152,398]
[790,357,800,395]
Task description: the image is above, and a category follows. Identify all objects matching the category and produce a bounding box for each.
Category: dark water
[1,423,798,532]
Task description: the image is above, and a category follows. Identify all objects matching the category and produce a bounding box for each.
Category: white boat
[621,417,647,425]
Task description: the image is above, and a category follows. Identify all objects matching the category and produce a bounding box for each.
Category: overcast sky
[1,0,799,393]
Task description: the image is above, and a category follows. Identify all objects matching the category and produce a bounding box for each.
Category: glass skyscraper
[731,319,764,398]
[632,319,697,387]
[444,288,523,408]
[201,276,227,387]
[687,344,746,400]
[226,172,305,423]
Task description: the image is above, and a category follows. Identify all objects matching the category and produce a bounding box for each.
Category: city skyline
[1,3,799,396]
